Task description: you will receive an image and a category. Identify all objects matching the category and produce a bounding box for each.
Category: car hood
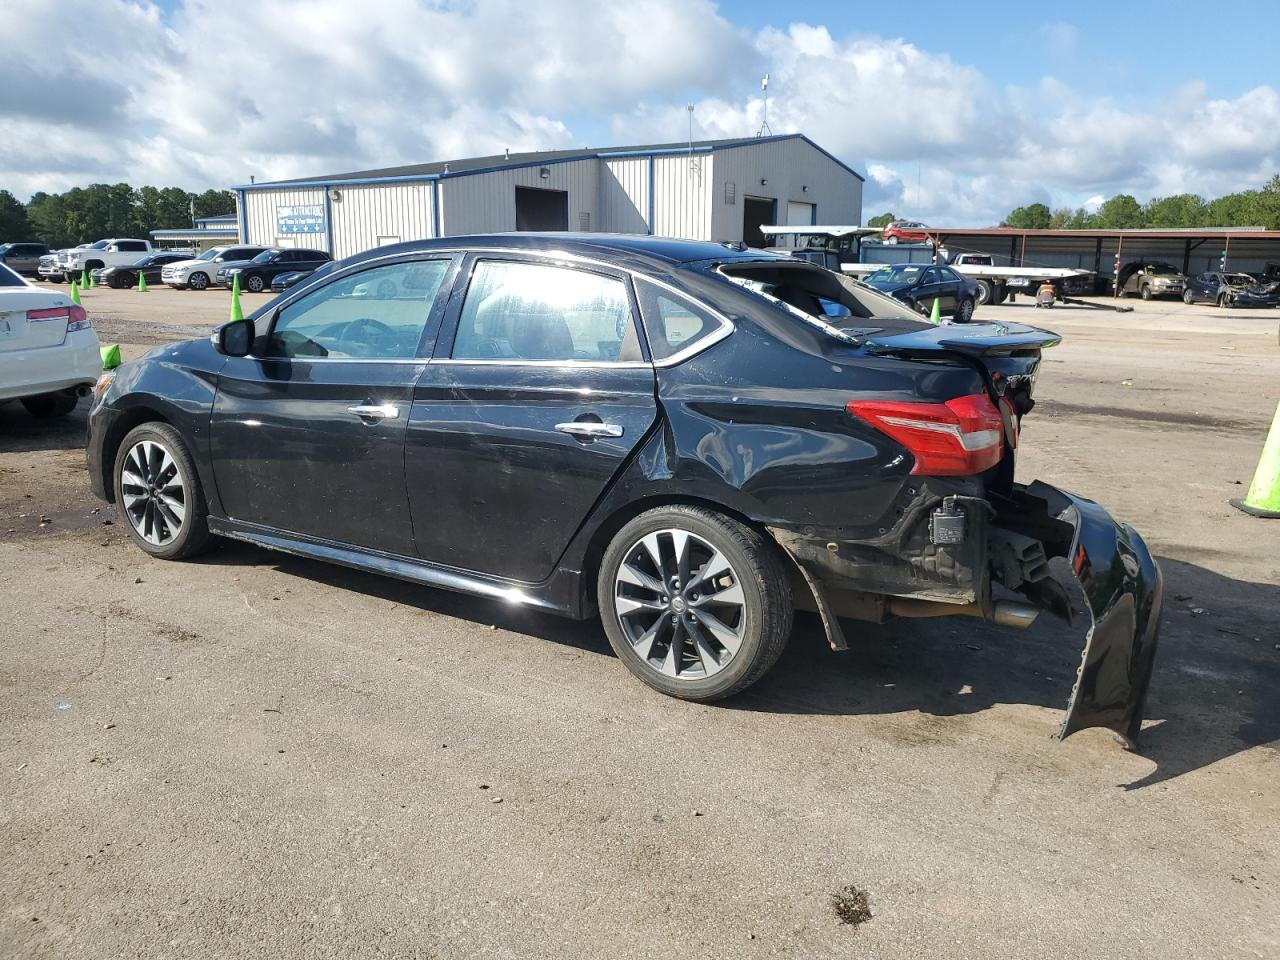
[863,279,912,294]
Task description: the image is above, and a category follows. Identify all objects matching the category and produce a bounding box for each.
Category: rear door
[406,254,657,582]
[210,255,459,556]
[917,267,952,314]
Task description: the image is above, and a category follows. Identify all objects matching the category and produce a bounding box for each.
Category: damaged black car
[85,234,1162,748]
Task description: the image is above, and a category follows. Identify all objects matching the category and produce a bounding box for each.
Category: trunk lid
[863,320,1061,359]
[0,291,73,352]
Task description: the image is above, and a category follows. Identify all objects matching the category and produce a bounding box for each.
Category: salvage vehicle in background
[1183,271,1280,308]
[215,248,331,292]
[0,263,100,417]
[86,233,1161,749]
[94,252,190,289]
[61,238,153,282]
[881,220,930,243]
[862,262,978,320]
[1116,261,1185,300]
[161,245,269,290]
[0,242,50,278]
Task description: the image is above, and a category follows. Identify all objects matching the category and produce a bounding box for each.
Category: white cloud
[1,1,1278,225]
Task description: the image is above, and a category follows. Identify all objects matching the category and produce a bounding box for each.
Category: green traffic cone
[79,268,89,288]
[929,297,941,324]
[88,271,96,288]
[70,280,81,305]
[1232,401,1280,518]
[137,271,148,292]
[229,273,244,323]
[100,343,121,370]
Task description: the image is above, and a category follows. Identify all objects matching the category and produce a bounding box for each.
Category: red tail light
[847,393,1005,476]
[27,304,91,332]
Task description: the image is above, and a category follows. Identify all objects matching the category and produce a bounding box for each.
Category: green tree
[193,189,236,220]
[866,211,895,228]
[0,189,35,241]
[1002,202,1051,229]
[1143,193,1208,228]
[1092,194,1144,229]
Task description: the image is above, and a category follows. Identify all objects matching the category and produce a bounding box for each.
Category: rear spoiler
[865,321,1062,359]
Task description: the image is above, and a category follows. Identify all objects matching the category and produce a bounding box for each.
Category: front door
[210,255,457,556]
[406,255,658,583]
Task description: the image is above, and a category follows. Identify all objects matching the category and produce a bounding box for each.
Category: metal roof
[917,226,1280,240]
[235,134,864,190]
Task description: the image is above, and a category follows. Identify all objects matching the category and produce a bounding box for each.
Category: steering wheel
[334,317,395,356]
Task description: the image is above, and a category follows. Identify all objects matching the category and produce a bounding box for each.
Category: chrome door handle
[555,421,623,439]
[348,403,400,420]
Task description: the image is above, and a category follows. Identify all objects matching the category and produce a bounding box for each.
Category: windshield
[252,250,279,263]
[866,265,923,285]
[1144,263,1177,275]
[89,240,109,250]
[196,247,225,261]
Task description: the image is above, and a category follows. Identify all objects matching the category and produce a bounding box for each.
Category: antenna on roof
[505,147,510,159]
[757,73,772,138]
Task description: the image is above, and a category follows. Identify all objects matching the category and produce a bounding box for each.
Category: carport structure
[916,226,1280,281]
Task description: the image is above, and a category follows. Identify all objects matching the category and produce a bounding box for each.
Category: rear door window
[450,260,640,362]
[633,278,726,361]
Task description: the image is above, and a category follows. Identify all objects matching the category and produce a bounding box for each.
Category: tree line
[865,174,1280,233]
[1001,175,1280,231]
[0,184,237,249]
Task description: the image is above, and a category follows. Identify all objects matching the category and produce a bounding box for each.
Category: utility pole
[757,74,772,137]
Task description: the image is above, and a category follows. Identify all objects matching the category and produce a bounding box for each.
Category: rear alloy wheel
[113,423,212,560]
[598,506,792,702]
[244,274,265,293]
[188,272,209,290]
[1183,288,1194,305]
[957,297,975,322]
[21,391,78,418]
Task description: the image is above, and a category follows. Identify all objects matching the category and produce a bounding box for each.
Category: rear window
[0,264,26,286]
[866,265,924,284]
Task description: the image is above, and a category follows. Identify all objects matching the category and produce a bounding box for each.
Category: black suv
[86,234,1161,749]
[0,242,50,277]
[216,248,331,292]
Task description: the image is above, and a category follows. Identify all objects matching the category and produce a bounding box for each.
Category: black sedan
[216,248,331,292]
[94,252,190,289]
[85,234,1160,748]
[862,263,978,321]
[1183,271,1280,308]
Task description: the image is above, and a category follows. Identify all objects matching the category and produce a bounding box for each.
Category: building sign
[276,204,325,234]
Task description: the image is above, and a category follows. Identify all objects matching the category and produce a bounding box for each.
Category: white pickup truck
[59,238,153,282]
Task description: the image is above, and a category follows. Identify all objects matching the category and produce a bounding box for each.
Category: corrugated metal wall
[710,139,862,242]
[242,187,328,251]
[599,158,649,234]
[330,183,433,259]
[652,154,713,239]
[440,159,600,236]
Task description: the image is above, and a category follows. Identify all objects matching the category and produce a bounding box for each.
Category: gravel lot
[2,287,1278,959]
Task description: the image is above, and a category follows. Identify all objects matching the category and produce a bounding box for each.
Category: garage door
[786,201,815,226]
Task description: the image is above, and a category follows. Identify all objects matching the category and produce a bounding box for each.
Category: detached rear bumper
[998,481,1162,748]
[769,479,1162,748]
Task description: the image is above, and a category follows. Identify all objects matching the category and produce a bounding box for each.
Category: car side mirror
[215,318,255,357]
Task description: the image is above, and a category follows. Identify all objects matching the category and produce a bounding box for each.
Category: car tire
[188,272,209,290]
[957,297,975,322]
[1183,288,1194,305]
[21,392,78,418]
[597,505,793,702]
[112,423,213,561]
[1140,284,1152,301]
[245,274,265,293]
[1218,292,1233,309]
[974,279,993,305]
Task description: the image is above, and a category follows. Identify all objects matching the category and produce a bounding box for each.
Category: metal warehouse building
[233,134,863,259]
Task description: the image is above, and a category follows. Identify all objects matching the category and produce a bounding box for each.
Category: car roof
[342,233,785,272]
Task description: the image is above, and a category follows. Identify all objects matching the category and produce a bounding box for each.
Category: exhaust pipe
[75,384,91,398]
[885,597,1040,630]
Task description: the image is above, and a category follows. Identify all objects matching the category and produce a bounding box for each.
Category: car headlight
[93,370,115,405]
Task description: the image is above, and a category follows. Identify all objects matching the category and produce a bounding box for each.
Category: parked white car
[0,264,101,417]
[161,244,267,290]
[61,238,153,281]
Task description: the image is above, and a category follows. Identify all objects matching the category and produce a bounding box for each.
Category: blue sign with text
[276,204,325,234]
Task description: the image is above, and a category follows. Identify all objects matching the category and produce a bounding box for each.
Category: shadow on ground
[0,398,88,454]
[196,540,1279,790]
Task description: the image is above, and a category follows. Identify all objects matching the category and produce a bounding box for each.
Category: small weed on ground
[831,885,872,927]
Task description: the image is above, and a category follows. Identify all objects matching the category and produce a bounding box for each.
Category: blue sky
[6,1,1278,223]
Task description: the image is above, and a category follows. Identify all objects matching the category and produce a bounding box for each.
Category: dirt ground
[1,286,1278,959]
